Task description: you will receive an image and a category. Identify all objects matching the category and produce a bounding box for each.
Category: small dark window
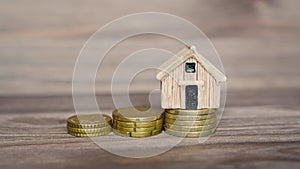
[185,62,196,73]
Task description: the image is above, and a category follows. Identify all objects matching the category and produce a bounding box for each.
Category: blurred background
[0,0,299,111]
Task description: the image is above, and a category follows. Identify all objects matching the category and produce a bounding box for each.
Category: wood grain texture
[0,0,300,168]
[0,89,300,169]
[0,102,299,169]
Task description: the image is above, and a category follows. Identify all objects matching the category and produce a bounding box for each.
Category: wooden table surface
[0,0,300,168]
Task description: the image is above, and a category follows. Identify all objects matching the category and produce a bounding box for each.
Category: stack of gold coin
[164,109,217,138]
[112,106,163,138]
[67,114,112,137]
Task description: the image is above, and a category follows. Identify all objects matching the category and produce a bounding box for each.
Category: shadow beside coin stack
[112,107,163,138]
[164,108,217,138]
[67,114,112,137]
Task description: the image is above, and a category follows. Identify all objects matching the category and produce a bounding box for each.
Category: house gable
[156,46,226,83]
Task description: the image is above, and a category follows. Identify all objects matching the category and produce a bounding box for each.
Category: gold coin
[164,112,216,121]
[129,129,162,137]
[113,117,163,128]
[113,125,156,132]
[113,129,131,137]
[132,129,162,137]
[112,120,135,128]
[112,124,134,132]
[152,129,162,136]
[113,123,163,132]
[68,130,111,137]
[113,129,162,138]
[112,106,163,122]
[67,114,112,128]
[164,117,216,126]
[164,123,216,132]
[165,108,217,116]
[67,125,112,134]
[164,128,216,138]
[130,131,152,138]
[133,126,157,132]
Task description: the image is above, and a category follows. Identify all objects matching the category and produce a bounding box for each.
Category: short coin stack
[164,109,217,138]
[112,106,163,138]
[67,114,112,137]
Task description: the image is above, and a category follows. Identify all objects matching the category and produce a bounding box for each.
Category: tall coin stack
[67,114,112,137]
[112,106,163,138]
[164,109,217,137]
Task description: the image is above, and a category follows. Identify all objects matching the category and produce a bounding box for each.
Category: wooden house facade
[156,46,226,110]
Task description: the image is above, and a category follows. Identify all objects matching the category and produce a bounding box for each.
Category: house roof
[156,46,227,83]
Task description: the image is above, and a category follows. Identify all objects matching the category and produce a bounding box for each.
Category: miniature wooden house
[156,46,226,110]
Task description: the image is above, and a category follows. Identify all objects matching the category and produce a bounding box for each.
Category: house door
[185,85,198,110]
